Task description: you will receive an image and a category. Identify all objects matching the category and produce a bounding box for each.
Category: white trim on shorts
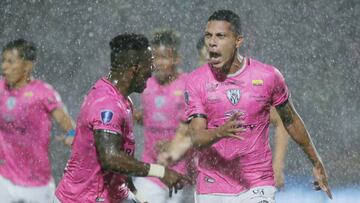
[195,186,276,203]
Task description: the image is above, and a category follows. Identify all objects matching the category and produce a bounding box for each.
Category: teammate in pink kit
[133,29,193,203]
[55,33,190,203]
[183,10,332,202]
[0,39,75,202]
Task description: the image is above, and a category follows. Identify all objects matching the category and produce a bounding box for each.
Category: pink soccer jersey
[0,80,62,186]
[55,78,135,203]
[141,73,189,187]
[185,58,289,194]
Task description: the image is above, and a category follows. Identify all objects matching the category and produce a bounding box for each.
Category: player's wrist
[214,127,224,138]
[66,129,76,137]
[147,164,165,178]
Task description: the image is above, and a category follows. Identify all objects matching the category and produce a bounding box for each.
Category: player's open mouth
[208,51,221,64]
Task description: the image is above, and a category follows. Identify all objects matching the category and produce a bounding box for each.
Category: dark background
[1,0,359,190]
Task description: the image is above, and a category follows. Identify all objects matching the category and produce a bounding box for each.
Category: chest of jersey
[142,81,185,127]
[0,89,45,133]
[203,77,271,127]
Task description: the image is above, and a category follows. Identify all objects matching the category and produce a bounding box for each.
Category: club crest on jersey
[6,97,16,110]
[155,96,165,108]
[101,110,113,124]
[226,89,241,105]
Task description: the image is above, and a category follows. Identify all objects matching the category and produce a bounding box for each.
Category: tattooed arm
[276,99,332,199]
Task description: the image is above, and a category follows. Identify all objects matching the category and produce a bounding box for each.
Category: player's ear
[174,56,182,66]
[24,61,33,75]
[235,34,244,49]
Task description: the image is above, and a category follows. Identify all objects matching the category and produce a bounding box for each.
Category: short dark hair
[3,39,37,61]
[151,29,180,56]
[208,10,242,35]
[110,33,150,69]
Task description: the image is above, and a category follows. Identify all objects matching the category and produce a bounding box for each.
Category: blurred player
[55,33,190,203]
[133,29,194,203]
[0,39,75,202]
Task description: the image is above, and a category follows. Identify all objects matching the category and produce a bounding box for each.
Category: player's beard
[130,78,147,93]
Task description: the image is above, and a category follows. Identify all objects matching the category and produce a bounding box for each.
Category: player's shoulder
[248,58,283,78]
[30,80,59,95]
[91,78,119,97]
[88,78,124,108]
[249,58,277,73]
[145,76,157,87]
[142,76,157,94]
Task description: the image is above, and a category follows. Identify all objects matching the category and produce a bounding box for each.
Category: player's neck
[228,53,244,75]
[8,76,31,90]
[107,72,131,96]
[156,72,178,85]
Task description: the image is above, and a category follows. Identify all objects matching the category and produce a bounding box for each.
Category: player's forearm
[191,127,222,149]
[276,100,323,166]
[166,125,193,161]
[99,150,150,177]
[52,108,76,132]
[273,126,289,170]
[285,115,322,166]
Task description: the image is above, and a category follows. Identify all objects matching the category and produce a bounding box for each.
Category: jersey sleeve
[184,75,206,121]
[89,97,124,135]
[271,68,290,107]
[43,84,63,113]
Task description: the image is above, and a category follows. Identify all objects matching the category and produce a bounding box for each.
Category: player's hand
[161,167,192,197]
[64,136,74,146]
[216,113,245,140]
[313,163,332,199]
[133,110,143,125]
[157,151,172,166]
[154,140,170,153]
[54,134,73,146]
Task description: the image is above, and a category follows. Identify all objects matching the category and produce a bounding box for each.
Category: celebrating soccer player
[184,10,332,203]
[55,33,190,203]
[0,39,75,202]
[133,29,194,203]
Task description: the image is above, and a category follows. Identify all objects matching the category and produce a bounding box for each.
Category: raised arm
[275,99,332,199]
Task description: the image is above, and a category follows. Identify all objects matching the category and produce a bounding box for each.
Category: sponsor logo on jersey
[204,176,215,183]
[252,188,265,195]
[226,89,241,105]
[152,112,166,122]
[206,96,221,104]
[101,110,114,124]
[155,96,166,108]
[95,197,105,202]
[6,96,16,110]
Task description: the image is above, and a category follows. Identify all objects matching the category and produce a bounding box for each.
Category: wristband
[66,129,76,137]
[148,164,165,178]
